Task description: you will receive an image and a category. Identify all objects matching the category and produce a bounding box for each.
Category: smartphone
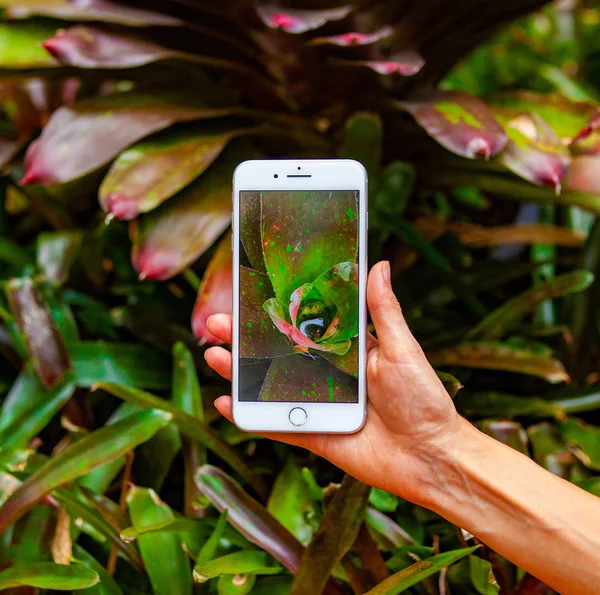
[232,159,367,433]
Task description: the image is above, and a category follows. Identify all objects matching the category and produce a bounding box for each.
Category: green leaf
[370,161,415,228]
[527,422,568,465]
[0,562,99,590]
[364,547,479,594]
[428,342,569,383]
[100,127,235,220]
[217,574,256,595]
[132,143,243,281]
[480,421,529,455]
[195,465,305,573]
[136,423,181,491]
[0,368,75,449]
[560,418,600,470]
[71,341,170,389]
[22,90,237,185]
[196,509,229,564]
[290,476,370,595]
[365,508,415,549]
[0,409,172,533]
[0,21,59,68]
[127,487,192,595]
[469,556,500,595]
[338,113,382,185]
[194,551,282,583]
[7,276,71,388]
[267,458,314,544]
[97,383,267,498]
[436,371,463,398]
[37,230,83,286]
[260,190,359,303]
[467,271,593,341]
[455,392,564,419]
[74,545,125,595]
[395,91,507,159]
[369,488,399,513]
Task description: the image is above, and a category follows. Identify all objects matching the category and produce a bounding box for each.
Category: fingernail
[203,349,209,360]
[382,261,391,283]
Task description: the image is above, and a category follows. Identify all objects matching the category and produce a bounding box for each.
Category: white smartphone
[231,159,368,433]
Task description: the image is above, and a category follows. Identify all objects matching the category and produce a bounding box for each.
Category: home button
[289,407,307,427]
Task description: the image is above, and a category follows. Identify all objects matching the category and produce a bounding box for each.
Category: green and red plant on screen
[238,190,359,402]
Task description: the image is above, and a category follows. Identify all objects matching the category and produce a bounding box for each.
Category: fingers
[367,261,426,364]
[205,346,232,380]
[207,314,232,344]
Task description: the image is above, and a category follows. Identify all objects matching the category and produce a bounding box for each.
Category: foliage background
[1,0,600,593]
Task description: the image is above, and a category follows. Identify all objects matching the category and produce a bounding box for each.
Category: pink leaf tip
[466,137,492,159]
[21,169,42,185]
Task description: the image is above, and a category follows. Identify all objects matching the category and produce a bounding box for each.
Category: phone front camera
[274,174,278,179]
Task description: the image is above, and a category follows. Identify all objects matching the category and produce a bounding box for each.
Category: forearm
[421,418,600,594]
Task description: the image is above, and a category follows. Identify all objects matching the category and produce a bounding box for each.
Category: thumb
[367,261,426,363]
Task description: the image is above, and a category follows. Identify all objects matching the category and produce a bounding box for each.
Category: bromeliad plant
[240,190,359,402]
[2,0,600,594]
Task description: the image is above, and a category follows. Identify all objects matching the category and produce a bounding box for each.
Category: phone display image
[238,190,359,403]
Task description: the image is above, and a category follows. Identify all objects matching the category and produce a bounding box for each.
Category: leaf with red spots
[22,90,236,185]
[42,25,251,73]
[4,0,182,26]
[334,52,425,76]
[259,355,357,402]
[491,107,570,192]
[6,277,71,388]
[395,91,507,159]
[100,126,234,220]
[310,27,393,47]
[192,234,233,345]
[131,145,244,281]
[257,5,352,34]
[239,267,295,359]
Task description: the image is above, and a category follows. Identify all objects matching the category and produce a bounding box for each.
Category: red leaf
[191,234,232,345]
[309,26,393,47]
[257,5,352,34]
[335,52,425,76]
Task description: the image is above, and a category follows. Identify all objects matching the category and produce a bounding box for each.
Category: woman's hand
[205,260,465,506]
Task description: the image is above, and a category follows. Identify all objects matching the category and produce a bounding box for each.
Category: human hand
[205,261,466,506]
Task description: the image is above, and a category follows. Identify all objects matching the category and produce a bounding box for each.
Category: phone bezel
[231,159,368,433]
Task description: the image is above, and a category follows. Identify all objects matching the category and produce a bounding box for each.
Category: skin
[206,261,600,594]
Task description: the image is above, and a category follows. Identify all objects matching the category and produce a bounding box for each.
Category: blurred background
[0,0,600,593]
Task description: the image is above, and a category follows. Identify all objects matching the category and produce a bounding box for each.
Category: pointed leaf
[7,277,71,388]
[335,52,424,76]
[259,354,357,402]
[194,551,282,583]
[427,343,569,383]
[131,145,243,281]
[74,546,125,595]
[0,409,172,533]
[267,458,314,544]
[22,90,236,185]
[491,108,570,191]
[0,21,59,69]
[290,475,369,595]
[257,5,352,33]
[469,556,500,595]
[42,25,252,74]
[455,392,564,419]
[527,422,568,466]
[128,487,192,595]
[364,547,479,594]
[395,91,507,159]
[0,562,99,591]
[71,341,170,389]
[560,418,600,470]
[96,383,268,498]
[310,27,393,47]
[480,421,529,455]
[192,235,233,345]
[195,465,305,573]
[196,509,229,563]
[218,574,256,595]
[338,113,382,187]
[100,127,234,220]
[260,190,358,302]
[37,231,83,286]
[0,369,75,449]
[467,270,594,340]
[369,488,399,513]
[4,0,182,26]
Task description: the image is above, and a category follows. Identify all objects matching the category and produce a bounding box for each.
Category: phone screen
[238,190,360,403]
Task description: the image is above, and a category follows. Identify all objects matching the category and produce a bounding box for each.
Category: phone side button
[289,407,307,427]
